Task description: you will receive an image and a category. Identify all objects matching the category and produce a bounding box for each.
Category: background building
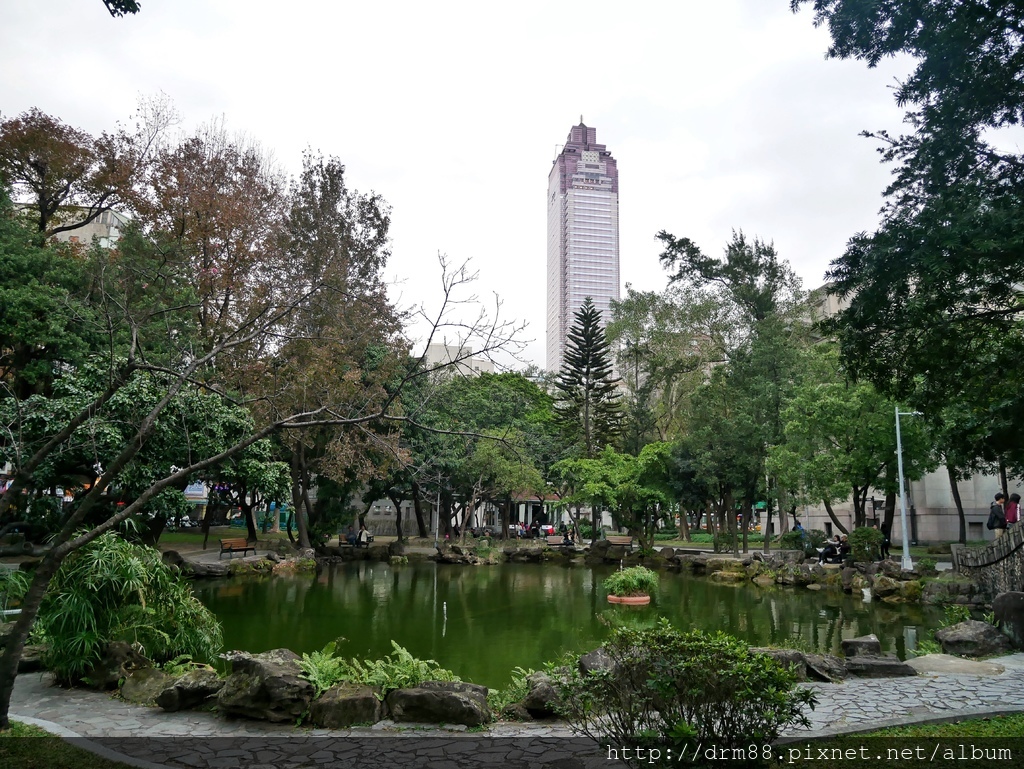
[546,121,620,373]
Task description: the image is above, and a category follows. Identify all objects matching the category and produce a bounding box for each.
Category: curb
[10,713,171,769]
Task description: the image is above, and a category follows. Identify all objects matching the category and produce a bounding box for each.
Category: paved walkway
[11,653,1024,768]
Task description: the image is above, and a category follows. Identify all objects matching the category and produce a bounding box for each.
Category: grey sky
[1,1,911,367]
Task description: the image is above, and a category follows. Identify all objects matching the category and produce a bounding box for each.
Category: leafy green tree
[554,297,623,459]
[607,285,722,453]
[794,0,1024,478]
[768,345,934,533]
[657,230,808,543]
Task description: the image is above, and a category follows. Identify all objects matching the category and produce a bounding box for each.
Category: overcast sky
[1,1,912,368]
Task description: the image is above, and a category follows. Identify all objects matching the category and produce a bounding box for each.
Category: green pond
[193,562,944,690]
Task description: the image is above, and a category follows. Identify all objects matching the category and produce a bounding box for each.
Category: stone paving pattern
[10,654,1024,768]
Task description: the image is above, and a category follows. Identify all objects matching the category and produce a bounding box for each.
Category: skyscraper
[546,121,620,373]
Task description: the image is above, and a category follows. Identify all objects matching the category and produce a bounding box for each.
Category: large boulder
[750,648,807,681]
[804,653,847,682]
[385,680,490,727]
[216,649,313,722]
[309,682,382,728]
[81,641,151,689]
[935,620,1014,658]
[520,672,560,718]
[156,668,225,712]
[579,647,616,676]
[844,655,917,678]
[870,575,901,598]
[993,592,1024,650]
[841,634,882,658]
[121,667,174,705]
[706,557,745,574]
[18,644,46,673]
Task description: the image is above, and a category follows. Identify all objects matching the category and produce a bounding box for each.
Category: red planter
[607,594,651,605]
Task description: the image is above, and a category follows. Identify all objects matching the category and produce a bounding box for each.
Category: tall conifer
[554,297,623,458]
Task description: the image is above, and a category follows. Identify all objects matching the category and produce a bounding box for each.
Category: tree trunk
[678,502,691,541]
[883,492,896,540]
[947,464,967,545]
[410,481,428,538]
[822,499,849,535]
[0,550,61,728]
[388,491,405,542]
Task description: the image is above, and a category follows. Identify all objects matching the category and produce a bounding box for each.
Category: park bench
[606,535,634,548]
[219,538,256,559]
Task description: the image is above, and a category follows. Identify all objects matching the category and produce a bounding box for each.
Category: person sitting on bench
[344,525,357,546]
[818,535,841,564]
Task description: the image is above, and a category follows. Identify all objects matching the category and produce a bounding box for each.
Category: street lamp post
[895,407,922,571]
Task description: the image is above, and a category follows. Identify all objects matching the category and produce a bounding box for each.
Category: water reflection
[193,562,943,689]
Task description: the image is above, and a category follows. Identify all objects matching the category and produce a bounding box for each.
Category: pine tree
[555,298,623,458]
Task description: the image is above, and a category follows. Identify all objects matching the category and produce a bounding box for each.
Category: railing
[953,524,1024,596]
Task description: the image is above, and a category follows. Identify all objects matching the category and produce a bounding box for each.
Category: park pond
[193,561,947,690]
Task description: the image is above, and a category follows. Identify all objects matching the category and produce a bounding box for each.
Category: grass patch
[864,713,1024,737]
[0,721,132,768]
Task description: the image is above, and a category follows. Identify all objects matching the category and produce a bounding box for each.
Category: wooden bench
[219,538,256,559]
[606,535,634,547]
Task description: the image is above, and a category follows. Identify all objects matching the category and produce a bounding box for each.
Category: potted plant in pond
[603,566,658,605]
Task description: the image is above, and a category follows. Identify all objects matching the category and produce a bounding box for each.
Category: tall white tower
[545,122,620,373]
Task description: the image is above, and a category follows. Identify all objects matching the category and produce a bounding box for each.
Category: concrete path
[10,653,1024,768]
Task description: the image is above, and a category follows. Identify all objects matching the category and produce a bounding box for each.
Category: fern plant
[487,666,535,714]
[299,640,348,697]
[338,641,460,699]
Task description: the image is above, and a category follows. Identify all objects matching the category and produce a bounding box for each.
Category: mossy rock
[900,580,923,601]
[389,555,409,566]
[706,557,746,574]
[709,570,746,583]
[752,573,777,588]
[271,557,317,574]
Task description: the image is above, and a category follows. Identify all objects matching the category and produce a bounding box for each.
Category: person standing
[990,492,1008,538]
[1006,493,1020,528]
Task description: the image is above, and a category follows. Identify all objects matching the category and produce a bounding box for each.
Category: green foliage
[335,641,460,700]
[848,526,884,563]
[913,639,942,657]
[917,557,937,573]
[158,654,204,677]
[486,666,535,715]
[35,532,223,683]
[298,640,348,698]
[554,297,624,457]
[553,620,815,758]
[0,569,30,611]
[603,566,659,598]
[942,605,972,627]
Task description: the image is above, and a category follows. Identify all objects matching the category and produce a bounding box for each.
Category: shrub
[848,526,884,562]
[553,620,815,759]
[779,528,826,556]
[914,639,942,656]
[603,566,659,597]
[917,557,937,573]
[35,532,222,684]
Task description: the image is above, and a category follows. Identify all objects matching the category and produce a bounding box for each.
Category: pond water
[193,562,944,690]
